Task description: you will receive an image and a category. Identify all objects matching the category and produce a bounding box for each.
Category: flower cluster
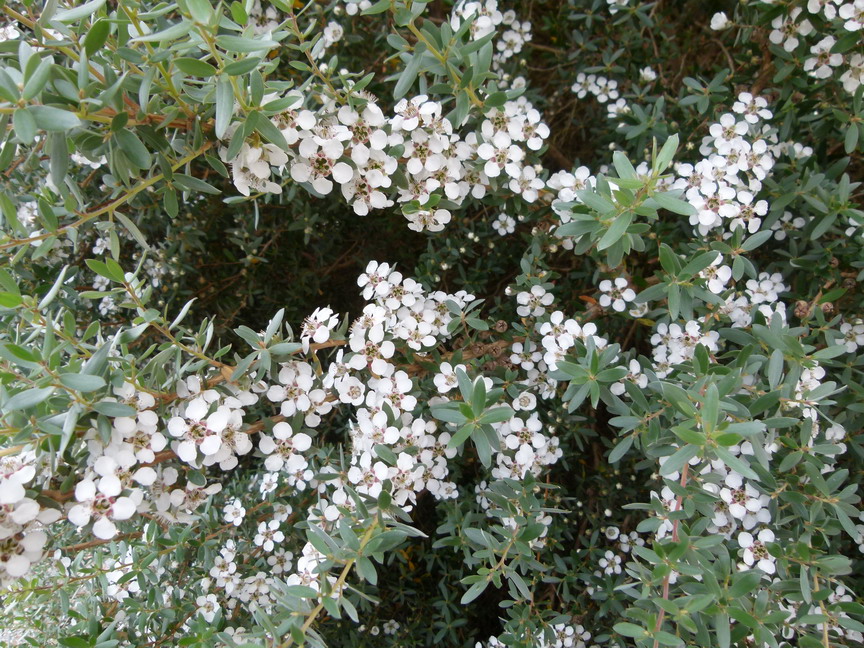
[764,0,864,93]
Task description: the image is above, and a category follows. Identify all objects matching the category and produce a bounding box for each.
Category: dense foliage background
[0,0,863,646]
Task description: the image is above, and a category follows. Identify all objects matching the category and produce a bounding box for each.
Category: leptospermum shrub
[1,0,864,645]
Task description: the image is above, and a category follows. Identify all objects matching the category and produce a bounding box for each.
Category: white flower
[639,66,657,83]
[476,131,523,179]
[301,307,340,347]
[598,550,622,574]
[0,460,35,505]
[807,0,840,19]
[610,359,648,395]
[708,113,748,155]
[510,340,542,371]
[837,322,864,353]
[512,391,537,411]
[0,23,22,42]
[258,422,312,473]
[700,254,733,294]
[840,53,864,94]
[711,11,732,31]
[196,593,220,622]
[839,0,864,31]
[732,92,772,124]
[290,133,352,195]
[167,397,229,464]
[492,213,516,236]
[68,479,136,540]
[719,472,766,520]
[598,277,636,312]
[405,208,452,233]
[803,37,843,79]
[738,528,776,574]
[768,8,813,52]
[516,285,554,317]
[266,362,315,416]
[357,260,394,300]
[348,324,395,375]
[223,499,246,526]
[254,520,285,552]
[434,362,467,394]
[322,21,344,47]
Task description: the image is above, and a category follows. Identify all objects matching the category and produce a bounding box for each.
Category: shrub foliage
[0,0,863,646]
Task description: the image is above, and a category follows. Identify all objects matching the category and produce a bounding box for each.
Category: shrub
[0,0,863,646]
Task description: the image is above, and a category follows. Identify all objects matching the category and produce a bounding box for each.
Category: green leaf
[85,258,125,283]
[22,57,52,101]
[130,21,192,43]
[729,570,762,598]
[767,349,783,389]
[455,367,473,403]
[48,132,69,187]
[477,406,514,425]
[448,423,475,448]
[0,292,23,309]
[186,0,214,24]
[577,189,616,214]
[224,57,261,75]
[658,243,680,274]
[846,122,860,154]
[659,444,699,476]
[471,376,487,417]
[114,212,150,251]
[653,631,683,647]
[672,425,705,446]
[92,401,137,417]
[667,282,680,319]
[13,108,37,145]
[174,57,217,77]
[53,0,106,23]
[362,0,391,14]
[466,317,488,331]
[702,383,719,435]
[741,230,772,251]
[394,44,426,100]
[84,18,110,54]
[680,251,720,279]
[114,128,152,169]
[714,446,759,480]
[654,134,679,173]
[715,613,730,648]
[614,622,649,639]
[60,374,107,392]
[172,173,221,194]
[229,1,248,23]
[4,387,55,411]
[473,425,494,467]
[355,555,377,585]
[216,34,278,52]
[612,151,637,179]
[608,435,634,463]
[214,78,233,139]
[283,585,318,599]
[597,210,633,251]
[460,580,489,604]
[249,111,288,151]
[833,504,861,540]
[38,264,69,310]
[29,105,82,132]
[654,191,695,216]
[430,405,468,424]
